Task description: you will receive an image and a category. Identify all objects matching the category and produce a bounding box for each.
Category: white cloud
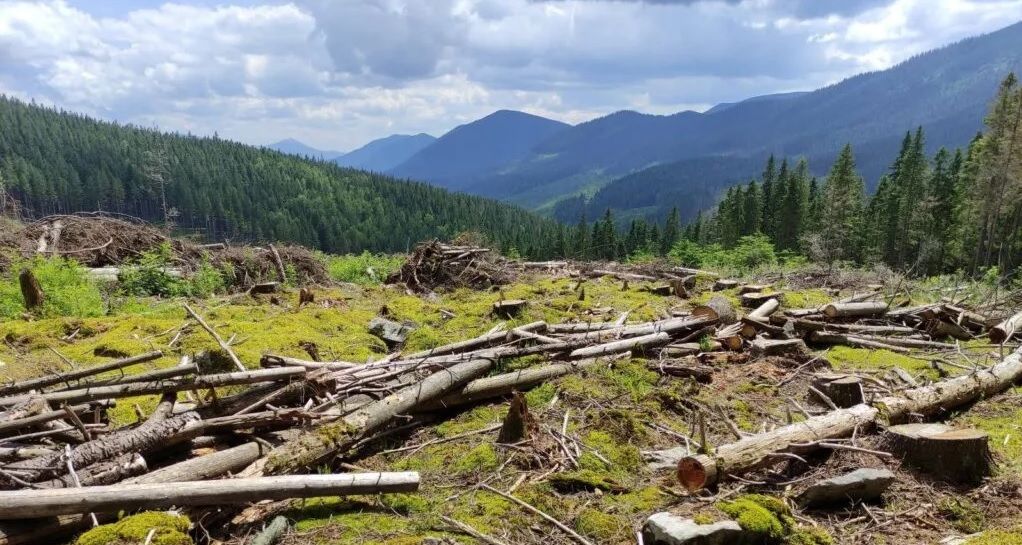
[0,0,1019,150]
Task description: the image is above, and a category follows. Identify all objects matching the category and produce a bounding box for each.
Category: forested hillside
[566,73,1022,277]
[0,97,561,257]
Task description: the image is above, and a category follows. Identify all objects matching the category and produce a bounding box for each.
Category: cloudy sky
[1,1,1019,151]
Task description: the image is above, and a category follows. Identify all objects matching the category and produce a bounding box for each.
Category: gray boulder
[368,317,416,346]
[642,513,752,545]
[796,468,895,508]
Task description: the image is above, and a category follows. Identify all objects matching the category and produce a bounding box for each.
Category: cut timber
[750,338,808,358]
[822,302,888,319]
[927,318,972,341]
[808,331,911,354]
[0,350,164,396]
[811,375,864,408]
[785,318,916,336]
[127,442,267,484]
[647,361,714,383]
[568,332,670,359]
[875,344,1022,423]
[0,367,306,407]
[714,323,744,351]
[249,282,280,295]
[676,404,879,491]
[884,424,992,483]
[492,299,527,318]
[17,269,44,310]
[245,357,494,476]
[740,298,779,338]
[35,453,148,489]
[712,279,740,291]
[0,401,114,437]
[740,292,779,308]
[692,296,736,325]
[990,310,1022,344]
[403,321,545,359]
[0,473,420,519]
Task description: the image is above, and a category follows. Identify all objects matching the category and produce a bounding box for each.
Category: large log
[0,401,113,436]
[128,442,267,484]
[0,367,306,407]
[567,332,670,359]
[822,302,888,319]
[35,453,148,489]
[990,310,1022,344]
[808,331,911,353]
[674,344,1022,490]
[740,298,780,338]
[675,404,879,491]
[875,344,1022,423]
[403,321,546,360]
[0,351,164,397]
[0,473,421,519]
[692,296,736,325]
[242,357,495,477]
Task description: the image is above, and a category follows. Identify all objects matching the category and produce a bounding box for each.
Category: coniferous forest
[0,96,562,257]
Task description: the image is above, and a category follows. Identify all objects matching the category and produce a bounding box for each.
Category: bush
[669,234,780,274]
[324,251,403,285]
[0,256,104,318]
[119,243,226,297]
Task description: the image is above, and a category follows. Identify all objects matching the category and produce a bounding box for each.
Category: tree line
[690,73,1022,277]
[0,96,563,258]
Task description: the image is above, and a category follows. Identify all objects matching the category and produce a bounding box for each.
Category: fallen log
[35,453,148,489]
[646,361,715,383]
[128,442,268,484]
[0,473,421,519]
[740,299,779,338]
[242,357,495,477]
[0,401,113,436]
[568,332,670,359]
[0,351,164,396]
[781,318,917,336]
[740,292,779,308]
[822,302,888,319]
[403,321,546,360]
[749,338,808,358]
[675,404,879,491]
[990,310,1022,344]
[692,296,736,324]
[0,367,306,407]
[674,344,1022,489]
[808,332,911,353]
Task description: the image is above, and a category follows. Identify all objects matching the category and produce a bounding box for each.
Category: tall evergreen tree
[817,144,866,262]
[661,207,680,255]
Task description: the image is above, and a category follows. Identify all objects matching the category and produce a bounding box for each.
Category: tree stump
[740,292,780,308]
[884,423,993,483]
[497,392,536,444]
[712,279,740,291]
[493,299,527,318]
[298,288,315,306]
[811,375,864,408]
[692,295,736,325]
[18,269,44,311]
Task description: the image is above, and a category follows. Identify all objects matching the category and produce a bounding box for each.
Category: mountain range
[337,20,1022,224]
[265,138,344,161]
[335,133,436,172]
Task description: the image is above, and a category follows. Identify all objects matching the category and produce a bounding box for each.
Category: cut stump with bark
[497,391,536,444]
[811,375,865,408]
[18,269,44,310]
[884,423,993,483]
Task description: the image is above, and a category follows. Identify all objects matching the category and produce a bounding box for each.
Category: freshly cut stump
[885,423,993,483]
[692,295,736,325]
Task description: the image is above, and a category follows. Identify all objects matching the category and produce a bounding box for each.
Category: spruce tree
[818,144,866,263]
[661,207,680,255]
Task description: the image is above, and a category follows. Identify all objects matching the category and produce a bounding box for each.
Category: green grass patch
[324,251,403,285]
[0,256,104,319]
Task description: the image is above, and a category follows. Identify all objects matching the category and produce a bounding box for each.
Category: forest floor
[2,261,1022,545]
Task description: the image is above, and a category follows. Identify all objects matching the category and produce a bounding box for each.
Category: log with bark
[0,351,164,396]
[0,473,421,519]
[740,298,780,338]
[822,302,889,319]
[990,310,1022,344]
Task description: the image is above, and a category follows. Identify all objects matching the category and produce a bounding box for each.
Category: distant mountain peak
[334,133,436,172]
[265,138,344,160]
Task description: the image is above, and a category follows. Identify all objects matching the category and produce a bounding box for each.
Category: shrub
[0,256,104,318]
[324,251,403,285]
[118,243,187,297]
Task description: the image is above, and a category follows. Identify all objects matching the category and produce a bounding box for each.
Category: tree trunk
[822,302,888,319]
[692,296,736,325]
[740,298,780,338]
[128,442,267,484]
[675,404,879,491]
[990,310,1022,344]
[568,332,670,359]
[0,351,164,397]
[0,473,420,519]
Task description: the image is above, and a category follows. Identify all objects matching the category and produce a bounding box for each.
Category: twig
[807,385,839,410]
[441,515,512,545]
[184,303,245,371]
[479,484,596,545]
[64,445,99,527]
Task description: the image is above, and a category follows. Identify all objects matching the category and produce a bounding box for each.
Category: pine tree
[760,155,777,234]
[741,181,763,236]
[817,144,866,263]
[661,207,680,255]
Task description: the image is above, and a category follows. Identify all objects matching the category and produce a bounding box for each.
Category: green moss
[453,443,500,473]
[938,497,986,533]
[580,430,641,473]
[692,513,717,525]
[786,526,836,545]
[783,289,833,310]
[523,382,558,406]
[827,346,935,377]
[965,530,1022,545]
[576,508,626,541]
[549,469,626,493]
[76,512,192,545]
[609,486,664,513]
[717,494,793,542]
[960,391,1022,476]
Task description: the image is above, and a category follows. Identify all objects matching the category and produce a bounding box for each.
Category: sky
[0,1,1020,152]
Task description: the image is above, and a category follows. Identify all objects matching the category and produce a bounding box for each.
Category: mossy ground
[75,512,192,545]
[4,272,1021,545]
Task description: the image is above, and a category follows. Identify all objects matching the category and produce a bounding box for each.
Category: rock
[643,447,688,470]
[368,317,415,346]
[796,468,895,507]
[642,513,752,545]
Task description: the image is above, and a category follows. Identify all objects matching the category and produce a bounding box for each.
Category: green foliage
[76,512,192,545]
[669,234,777,273]
[0,96,563,259]
[0,257,104,318]
[325,251,404,285]
[717,494,791,540]
[964,530,1022,545]
[118,243,188,297]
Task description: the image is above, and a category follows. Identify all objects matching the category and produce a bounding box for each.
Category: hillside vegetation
[0,98,560,257]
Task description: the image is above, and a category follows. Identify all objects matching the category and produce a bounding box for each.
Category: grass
[323,251,404,285]
[0,256,105,319]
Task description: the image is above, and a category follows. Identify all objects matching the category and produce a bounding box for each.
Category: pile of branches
[6,213,173,268]
[0,298,728,544]
[387,240,514,293]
